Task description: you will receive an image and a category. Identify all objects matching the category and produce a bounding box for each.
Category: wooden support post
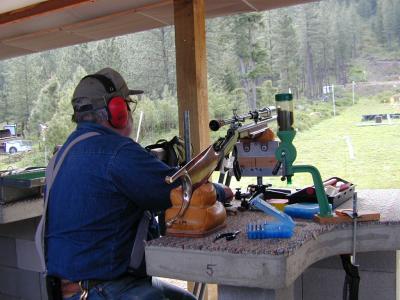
[174,0,210,154]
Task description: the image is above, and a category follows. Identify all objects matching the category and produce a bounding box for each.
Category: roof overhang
[0,0,316,61]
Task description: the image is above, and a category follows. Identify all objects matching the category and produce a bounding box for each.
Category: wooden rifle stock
[164,107,276,227]
[165,129,238,188]
[164,129,238,227]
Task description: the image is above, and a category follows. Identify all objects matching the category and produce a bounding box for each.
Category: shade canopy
[0,0,316,61]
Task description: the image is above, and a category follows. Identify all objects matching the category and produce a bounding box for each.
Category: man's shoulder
[87,132,135,152]
[65,128,136,155]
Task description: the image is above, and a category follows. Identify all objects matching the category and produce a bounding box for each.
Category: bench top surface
[145,189,400,288]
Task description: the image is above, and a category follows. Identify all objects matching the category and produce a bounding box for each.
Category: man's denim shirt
[46,122,179,281]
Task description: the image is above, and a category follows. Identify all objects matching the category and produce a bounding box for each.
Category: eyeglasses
[125,97,138,113]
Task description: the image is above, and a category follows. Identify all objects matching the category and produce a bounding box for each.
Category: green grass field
[223,97,400,190]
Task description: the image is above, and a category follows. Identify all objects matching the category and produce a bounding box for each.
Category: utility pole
[39,123,48,165]
[135,111,144,143]
[332,84,336,117]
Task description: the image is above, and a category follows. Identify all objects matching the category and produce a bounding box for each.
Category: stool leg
[198,283,207,300]
[193,282,200,297]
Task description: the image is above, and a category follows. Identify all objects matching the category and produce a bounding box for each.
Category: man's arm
[109,141,180,211]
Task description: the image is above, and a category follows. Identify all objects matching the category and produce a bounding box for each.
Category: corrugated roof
[0,0,316,60]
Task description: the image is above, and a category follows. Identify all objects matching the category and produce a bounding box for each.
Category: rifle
[165,106,276,226]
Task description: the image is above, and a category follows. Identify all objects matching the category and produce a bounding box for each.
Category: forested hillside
[0,0,399,149]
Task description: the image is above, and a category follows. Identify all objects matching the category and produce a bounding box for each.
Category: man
[45,68,196,300]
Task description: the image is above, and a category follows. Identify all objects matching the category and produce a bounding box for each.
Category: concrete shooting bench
[146,189,400,300]
[0,190,398,299]
[0,197,44,299]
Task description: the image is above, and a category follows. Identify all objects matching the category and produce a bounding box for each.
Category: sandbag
[166,183,226,237]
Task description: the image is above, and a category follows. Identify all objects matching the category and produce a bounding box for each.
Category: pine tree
[45,67,86,149]
[357,0,377,18]
[298,4,320,98]
[122,28,176,99]
[332,2,354,84]
[0,62,9,124]
[272,12,300,95]
[208,79,236,121]
[381,0,397,49]
[207,18,244,96]
[28,77,60,135]
[229,13,270,110]
[3,55,40,133]
[374,0,386,44]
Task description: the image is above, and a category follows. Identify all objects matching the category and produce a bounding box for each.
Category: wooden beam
[0,0,172,27]
[0,0,93,26]
[174,0,209,154]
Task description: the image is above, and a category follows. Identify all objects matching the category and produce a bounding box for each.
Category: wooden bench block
[314,209,380,224]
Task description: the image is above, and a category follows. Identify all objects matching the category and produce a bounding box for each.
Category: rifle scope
[209,106,276,131]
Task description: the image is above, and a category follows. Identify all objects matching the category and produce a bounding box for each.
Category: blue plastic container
[247,223,293,239]
[247,195,296,239]
[284,203,332,219]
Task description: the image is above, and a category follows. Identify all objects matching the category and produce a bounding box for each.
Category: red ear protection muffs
[107,96,129,128]
[82,74,129,129]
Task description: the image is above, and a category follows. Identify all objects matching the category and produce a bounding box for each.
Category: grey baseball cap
[72,68,143,112]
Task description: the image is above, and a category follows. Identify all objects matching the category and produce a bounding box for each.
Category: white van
[0,140,33,154]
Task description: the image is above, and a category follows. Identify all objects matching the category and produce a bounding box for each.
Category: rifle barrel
[209,106,276,131]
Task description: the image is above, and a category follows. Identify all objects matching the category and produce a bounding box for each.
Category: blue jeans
[65,275,197,300]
